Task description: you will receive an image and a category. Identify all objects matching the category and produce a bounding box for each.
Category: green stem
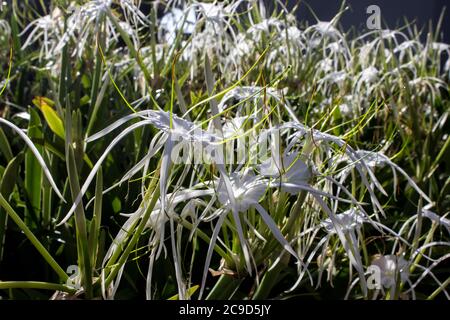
[252,254,289,300]
[179,219,232,266]
[0,281,76,294]
[103,161,162,288]
[206,274,243,300]
[427,277,450,300]
[0,192,68,281]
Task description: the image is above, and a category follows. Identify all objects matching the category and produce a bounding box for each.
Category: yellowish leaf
[167,285,199,300]
[33,97,65,139]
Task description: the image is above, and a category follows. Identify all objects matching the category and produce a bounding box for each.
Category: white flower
[355,150,387,168]
[159,7,196,45]
[319,58,333,73]
[360,66,379,83]
[194,2,227,20]
[321,208,365,234]
[152,111,194,134]
[220,116,250,139]
[338,95,354,116]
[319,70,347,84]
[310,21,339,38]
[20,8,64,60]
[52,0,143,59]
[431,42,449,52]
[217,169,267,212]
[154,111,218,147]
[371,255,410,288]
[260,152,311,194]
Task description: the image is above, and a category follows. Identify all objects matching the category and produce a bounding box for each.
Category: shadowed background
[273,0,449,43]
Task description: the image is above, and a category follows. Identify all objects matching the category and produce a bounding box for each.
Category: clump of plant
[0,0,448,300]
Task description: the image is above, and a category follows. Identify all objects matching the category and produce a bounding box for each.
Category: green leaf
[25,108,43,224]
[168,285,199,300]
[112,197,121,214]
[42,104,65,139]
[0,153,24,262]
[0,127,13,162]
[66,143,93,299]
[89,167,103,268]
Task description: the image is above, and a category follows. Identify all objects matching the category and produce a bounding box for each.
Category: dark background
[284,0,450,43]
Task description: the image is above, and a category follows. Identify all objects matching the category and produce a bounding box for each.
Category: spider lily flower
[321,208,366,234]
[328,149,432,221]
[393,207,450,257]
[352,150,432,204]
[217,86,288,117]
[338,95,354,116]
[213,116,251,165]
[317,70,347,90]
[192,1,242,27]
[359,66,379,84]
[173,2,242,78]
[322,207,412,251]
[21,1,118,60]
[317,58,334,73]
[143,188,216,229]
[393,40,423,63]
[59,110,217,226]
[231,14,306,73]
[346,254,413,300]
[227,17,292,74]
[304,15,349,55]
[288,208,366,292]
[355,29,408,47]
[144,197,214,300]
[228,33,256,73]
[86,110,217,146]
[220,116,249,139]
[306,21,341,41]
[277,122,392,216]
[53,0,143,59]
[259,152,312,194]
[217,169,267,212]
[105,193,214,299]
[431,42,450,54]
[199,168,309,298]
[20,8,64,60]
[319,207,369,296]
[152,111,216,144]
[159,7,196,45]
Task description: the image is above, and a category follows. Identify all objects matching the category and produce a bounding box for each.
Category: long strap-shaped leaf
[0,117,65,202]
